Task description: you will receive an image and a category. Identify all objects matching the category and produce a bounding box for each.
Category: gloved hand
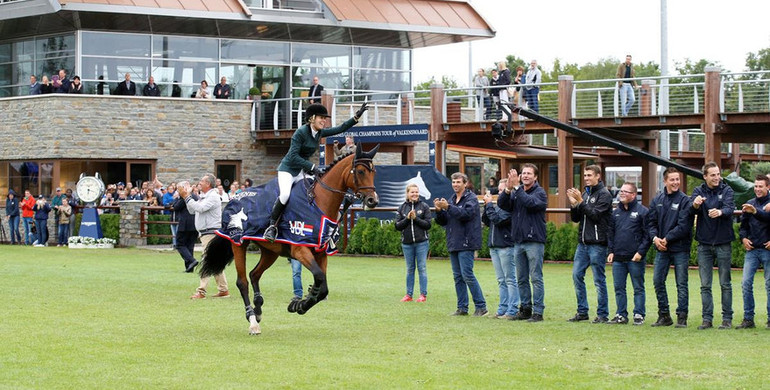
[310,165,324,177]
[355,102,369,120]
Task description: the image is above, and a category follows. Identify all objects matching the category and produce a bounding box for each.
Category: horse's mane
[322,151,355,177]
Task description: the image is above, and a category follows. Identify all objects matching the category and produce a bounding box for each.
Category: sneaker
[698,320,713,330]
[651,314,673,327]
[633,314,645,326]
[607,314,628,325]
[509,311,530,321]
[675,314,687,328]
[718,320,732,330]
[184,260,199,273]
[212,290,230,298]
[567,313,589,322]
[500,314,516,320]
[190,291,206,299]
[416,294,427,303]
[400,294,413,302]
[473,308,489,317]
[527,313,544,322]
[592,316,609,324]
[736,319,755,329]
[450,310,468,316]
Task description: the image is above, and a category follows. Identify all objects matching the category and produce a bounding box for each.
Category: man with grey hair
[525,60,541,112]
[173,180,199,273]
[179,174,229,299]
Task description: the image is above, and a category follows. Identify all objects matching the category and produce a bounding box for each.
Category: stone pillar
[119,200,146,247]
[556,75,575,222]
[429,84,446,174]
[703,66,723,164]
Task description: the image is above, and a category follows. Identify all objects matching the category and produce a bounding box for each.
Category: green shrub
[428,223,448,257]
[146,214,173,245]
[360,218,382,254]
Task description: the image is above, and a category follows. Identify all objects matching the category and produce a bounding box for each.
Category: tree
[413,75,464,106]
[745,48,770,73]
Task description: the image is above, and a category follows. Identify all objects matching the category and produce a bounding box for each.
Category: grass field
[1,246,767,389]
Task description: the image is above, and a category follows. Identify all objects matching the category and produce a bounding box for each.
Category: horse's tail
[199,234,234,277]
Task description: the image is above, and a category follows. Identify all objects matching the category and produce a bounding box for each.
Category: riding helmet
[306,103,331,118]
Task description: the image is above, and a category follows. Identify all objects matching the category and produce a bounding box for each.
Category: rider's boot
[263,199,286,243]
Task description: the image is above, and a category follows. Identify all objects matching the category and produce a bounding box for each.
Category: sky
[412,0,770,87]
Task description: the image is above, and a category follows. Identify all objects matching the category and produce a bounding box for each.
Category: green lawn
[0,246,767,389]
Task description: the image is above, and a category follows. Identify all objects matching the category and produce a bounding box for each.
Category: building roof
[59,0,246,13]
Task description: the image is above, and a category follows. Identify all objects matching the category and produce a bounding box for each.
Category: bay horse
[199,144,380,335]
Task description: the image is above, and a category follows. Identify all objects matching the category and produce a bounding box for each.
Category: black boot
[263,199,286,243]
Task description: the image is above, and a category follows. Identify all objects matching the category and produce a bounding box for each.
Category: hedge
[72,213,120,242]
[346,218,749,268]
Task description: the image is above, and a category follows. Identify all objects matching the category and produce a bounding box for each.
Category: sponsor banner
[325,124,429,144]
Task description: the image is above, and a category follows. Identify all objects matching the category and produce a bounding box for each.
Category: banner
[325,124,429,144]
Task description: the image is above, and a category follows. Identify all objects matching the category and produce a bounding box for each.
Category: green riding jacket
[277,117,358,176]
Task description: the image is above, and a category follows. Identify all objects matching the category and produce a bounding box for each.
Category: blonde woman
[394,183,432,302]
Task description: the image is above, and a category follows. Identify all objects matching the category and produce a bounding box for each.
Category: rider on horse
[263,101,369,242]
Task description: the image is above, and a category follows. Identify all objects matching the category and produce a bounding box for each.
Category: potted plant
[248,87,260,100]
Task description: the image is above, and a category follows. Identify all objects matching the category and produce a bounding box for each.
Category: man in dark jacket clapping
[567,165,613,324]
[173,180,199,273]
[435,172,486,317]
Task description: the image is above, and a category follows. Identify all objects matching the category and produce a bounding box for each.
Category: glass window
[81,57,150,82]
[151,60,217,86]
[14,40,35,62]
[152,35,218,61]
[0,64,11,86]
[0,43,10,63]
[36,35,76,58]
[353,69,409,92]
[292,66,349,91]
[292,43,350,67]
[14,61,33,85]
[82,32,151,57]
[221,39,289,63]
[354,47,410,70]
[36,56,75,81]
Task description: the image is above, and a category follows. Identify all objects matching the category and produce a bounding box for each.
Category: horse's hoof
[249,329,261,336]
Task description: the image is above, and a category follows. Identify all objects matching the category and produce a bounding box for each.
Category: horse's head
[350,144,379,210]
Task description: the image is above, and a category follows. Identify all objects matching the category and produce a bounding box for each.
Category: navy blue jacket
[690,181,735,245]
[172,193,198,232]
[647,189,693,253]
[482,203,514,248]
[5,192,20,217]
[435,189,481,252]
[497,182,547,244]
[570,181,612,245]
[739,194,770,248]
[608,199,651,261]
[33,202,51,220]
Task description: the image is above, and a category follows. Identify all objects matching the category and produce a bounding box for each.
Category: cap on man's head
[117,182,125,186]
[37,195,44,199]
[56,187,61,191]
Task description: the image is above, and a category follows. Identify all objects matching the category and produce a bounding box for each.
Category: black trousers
[176,230,198,267]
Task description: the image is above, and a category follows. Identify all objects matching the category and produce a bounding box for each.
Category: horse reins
[313,156,376,199]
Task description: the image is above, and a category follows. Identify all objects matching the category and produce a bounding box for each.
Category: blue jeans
[513,242,545,315]
[612,260,646,318]
[741,248,770,321]
[23,217,34,245]
[620,83,635,116]
[402,241,429,297]
[697,243,733,322]
[524,87,540,112]
[290,258,303,298]
[490,246,519,315]
[8,215,21,244]
[57,224,70,245]
[449,250,486,312]
[35,219,47,245]
[653,250,690,316]
[572,243,609,317]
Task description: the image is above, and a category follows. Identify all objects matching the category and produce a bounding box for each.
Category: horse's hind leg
[249,245,280,323]
[233,244,260,335]
[289,249,328,315]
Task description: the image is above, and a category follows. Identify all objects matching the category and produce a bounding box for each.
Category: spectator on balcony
[96,75,108,95]
[473,68,490,115]
[171,81,182,98]
[143,76,161,97]
[308,75,323,104]
[69,76,83,94]
[333,136,356,158]
[56,197,71,247]
[115,73,137,96]
[489,69,501,120]
[54,69,71,94]
[214,77,231,99]
[5,189,21,245]
[195,80,211,99]
[525,60,542,113]
[39,75,53,94]
[29,75,41,95]
[497,61,511,105]
[513,66,525,105]
[616,55,638,117]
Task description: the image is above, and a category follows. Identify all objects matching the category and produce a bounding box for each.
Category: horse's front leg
[249,245,279,325]
[290,251,328,315]
[232,244,260,335]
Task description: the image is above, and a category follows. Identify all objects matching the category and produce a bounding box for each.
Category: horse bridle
[313,156,376,200]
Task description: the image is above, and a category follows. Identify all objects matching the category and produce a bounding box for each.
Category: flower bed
[68,236,116,249]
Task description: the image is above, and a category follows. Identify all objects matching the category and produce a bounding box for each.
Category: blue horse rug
[215,178,340,255]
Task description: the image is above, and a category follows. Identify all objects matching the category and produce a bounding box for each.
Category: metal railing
[720,71,770,113]
[242,0,322,12]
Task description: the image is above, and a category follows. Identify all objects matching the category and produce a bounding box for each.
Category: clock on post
[76,172,106,239]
